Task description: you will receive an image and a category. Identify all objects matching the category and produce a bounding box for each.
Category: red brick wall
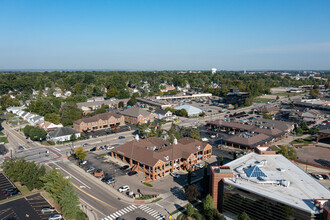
[210,166,234,210]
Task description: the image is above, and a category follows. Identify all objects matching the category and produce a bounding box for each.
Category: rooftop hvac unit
[164,156,169,161]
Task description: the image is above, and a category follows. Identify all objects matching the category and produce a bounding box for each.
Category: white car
[106,146,114,150]
[210,135,216,139]
[170,172,180,178]
[48,214,62,220]
[118,185,130,192]
[201,138,209,142]
[196,164,204,168]
[314,174,323,180]
[80,160,88,165]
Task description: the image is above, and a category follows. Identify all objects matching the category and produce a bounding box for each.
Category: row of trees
[2,158,85,219]
[23,125,47,141]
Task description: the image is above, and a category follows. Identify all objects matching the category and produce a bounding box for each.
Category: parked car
[90,147,97,151]
[118,136,125,139]
[48,214,62,220]
[80,160,88,165]
[41,207,56,214]
[116,218,125,220]
[136,218,147,220]
[127,171,137,176]
[94,169,104,178]
[106,146,114,150]
[313,174,323,180]
[85,167,95,173]
[6,189,19,196]
[18,145,24,150]
[118,185,130,192]
[120,165,129,170]
[3,188,16,194]
[210,135,216,139]
[201,138,208,142]
[321,174,329,179]
[106,178,117,184]
[196,164,203,168]
[101,177,111,182]
[170,172,180,178]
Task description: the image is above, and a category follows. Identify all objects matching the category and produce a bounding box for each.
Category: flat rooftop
[224,153,330,214]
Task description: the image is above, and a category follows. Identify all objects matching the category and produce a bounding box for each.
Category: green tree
[59,183,81,219]
[127,96,137,106]
[219,156,224,166]
[236,212,251,220]
[25,126,47,141]
[203,194,215,212]
[184,184,200,202]
[60,102,82,126]
[288,145,297,160]
[41,168,70,203]
[186,203,195,216]
[279,145,289,158]
[106,88,118,98]
[118,101,124,108]
[310,127,319,135]
[118,89,130,99]
[263,114,273,119]
[296,127,303,136]
[301,121,309,131]
[70,133,77,141]
[45,113,61,124]
[74,147,87,160]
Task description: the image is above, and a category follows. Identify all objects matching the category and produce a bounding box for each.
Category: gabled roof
[119,107,152,118]
[154,109,171,115]
[48,127,79,138]
[74,112,123,125]
[112,137,210,167]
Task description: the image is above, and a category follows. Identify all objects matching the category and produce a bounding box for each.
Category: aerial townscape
[0,1,330,220]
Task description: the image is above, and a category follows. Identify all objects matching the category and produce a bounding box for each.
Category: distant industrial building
[210,147,330,220]
[173,105,203,117]
[225,88,249,107]
[76,98,129,115]
[212,68,217,74]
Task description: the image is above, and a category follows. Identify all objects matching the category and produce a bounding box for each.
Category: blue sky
[1,0,330,70]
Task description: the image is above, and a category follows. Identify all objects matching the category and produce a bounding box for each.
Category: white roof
[173,105,203,114]
[224,153,330,214]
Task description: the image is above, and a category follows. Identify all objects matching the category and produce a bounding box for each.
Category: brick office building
[111,137,212,181]
[118,107,154,124]
[73,112,125,132]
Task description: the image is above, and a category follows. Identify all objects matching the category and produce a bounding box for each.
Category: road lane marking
[80,198,107,217]
[72,182,118,211]
[51,162,91,189]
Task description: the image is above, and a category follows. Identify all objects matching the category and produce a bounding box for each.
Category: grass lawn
[0,137,8,143]
[0,113,15,120]
[96,153,106,158]
[290,136,314,145]
[272,92,303,97]
[271,145,280,152]
[253,98,274,103]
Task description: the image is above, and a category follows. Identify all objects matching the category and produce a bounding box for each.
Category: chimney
[173,138,178,145]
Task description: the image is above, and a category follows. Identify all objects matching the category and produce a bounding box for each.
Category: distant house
[77,98,129,115]
[47,127,81,143]
[118,107,154,124]
[302,110,322,122]
[38,121,63,132]
[29,115,44,126]
[255,105,279,115]
[73,112,125,132]
[173,105,203,117]
[154,109,175,121]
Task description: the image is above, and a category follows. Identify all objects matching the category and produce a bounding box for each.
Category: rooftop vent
[164,156,169,161]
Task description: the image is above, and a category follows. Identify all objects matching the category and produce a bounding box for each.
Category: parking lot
[74,152,218,196]
[0,193,58,220]
[0,173,20,201]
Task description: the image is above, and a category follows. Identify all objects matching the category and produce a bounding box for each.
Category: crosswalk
[101,204,138,220]
[139,204,165,220]
[101,204,165,220]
